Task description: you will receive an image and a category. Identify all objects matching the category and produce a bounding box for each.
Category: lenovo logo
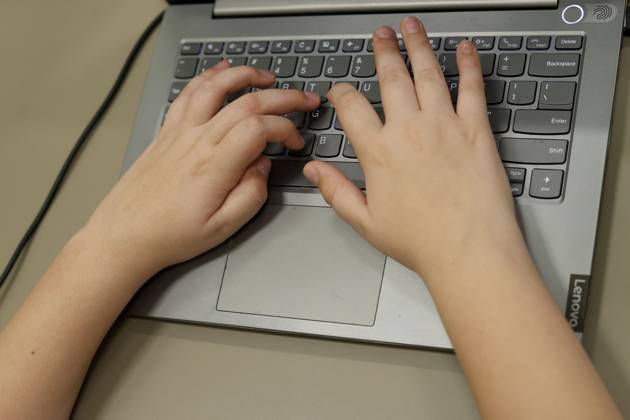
[565,275,591,333]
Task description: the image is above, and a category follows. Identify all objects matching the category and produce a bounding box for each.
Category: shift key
[499,138,567,164]
[513,110,572,134]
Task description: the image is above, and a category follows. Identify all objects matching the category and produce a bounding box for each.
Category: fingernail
[303,163,320,185]
[459,40,473,53]
[402,16,422,34]
[257,158,271,177]
[262,69,276,80]
[305,91,321,102]
[375,26,395,39]
[215,60,230,69]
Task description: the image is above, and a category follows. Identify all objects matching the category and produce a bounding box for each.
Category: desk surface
[1,1,629,418]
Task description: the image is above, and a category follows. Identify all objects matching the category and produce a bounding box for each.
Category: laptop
[123,0,625,349]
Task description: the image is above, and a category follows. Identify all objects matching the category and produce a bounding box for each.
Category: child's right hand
[304,17,525,280]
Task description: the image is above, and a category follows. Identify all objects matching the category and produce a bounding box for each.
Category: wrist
[68,222,161,290]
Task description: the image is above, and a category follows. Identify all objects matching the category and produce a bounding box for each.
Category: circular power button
[562,4,585,24]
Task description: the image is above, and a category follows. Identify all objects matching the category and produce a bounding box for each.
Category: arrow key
[530,169,564,199]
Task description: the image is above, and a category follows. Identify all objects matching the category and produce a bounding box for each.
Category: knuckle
[379,68,409,84]
[414,65,443,82]
[242,114,267,134]
[234,93,261,114]
[332,87,360,108]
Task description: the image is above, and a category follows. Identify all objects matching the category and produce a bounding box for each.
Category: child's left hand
[85,61,320,280]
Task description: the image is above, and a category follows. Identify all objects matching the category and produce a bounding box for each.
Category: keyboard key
[284,112,306,129]
[199,57,222,73]
[351,55,376,77]
[526,36,550,50]
[297,56,324,78]
[479,54,496,76]
[528,53,580,77]
[289,134,315,156]
[497,53,526,76]
[204,42,224,55]
[472,36,494,50]
[248,41,269,54]
[447,79,459,103]
[263,143,285,156]
[511,183,524,197]
[315,134,343,157]
[530,169,563,199]
[334,115,343,130]
[305,81,331,102]
[538,81,576,110]
[506,167,526,183]
[438,53,458,76]
[278,80,305,91]
[248,56,272,70]
[269,161,364,188]
[367,39,374,52]
[397,38,407,52]
[360,81,381,103]
[429,37,441,50]
[225,57,247,66]
[175,58,198,79]
[272,56,298,77]
[499,36,522,50]
[513,110,571,134]
[271,40,292,53]
[168,81,187,102]
[507,81,537,105]
[180,42,201,55]
[308,106,334,130]
[499,138,568,164]
[342,39,364,52]
[294,40,316,53]
[323,56,351,78]
[227,87,250,103]
[485,80,505,105]
[343,140,357,158]
[555,35,583,50]
[374,106,385,123]
[487,109,511,133]
[318,39,340,53]
[444,36,467,50]
[226,41,246,54]
[161,105,170,127]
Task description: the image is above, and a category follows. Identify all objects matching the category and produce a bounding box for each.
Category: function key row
[180,35,582,56]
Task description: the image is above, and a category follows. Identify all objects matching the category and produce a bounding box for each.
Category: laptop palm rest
[217,205,386,326]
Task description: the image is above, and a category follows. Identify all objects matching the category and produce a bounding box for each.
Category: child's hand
[85,61,320,277]
[304,17,522,280]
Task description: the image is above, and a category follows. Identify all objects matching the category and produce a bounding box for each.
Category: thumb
[303,160,370,235]
[206,156,271,241]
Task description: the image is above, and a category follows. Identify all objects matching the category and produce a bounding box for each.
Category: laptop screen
[213,0,557,17]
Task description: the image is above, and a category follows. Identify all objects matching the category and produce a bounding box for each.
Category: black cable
[0,10,165,291]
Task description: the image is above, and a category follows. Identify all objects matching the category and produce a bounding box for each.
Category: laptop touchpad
[217,205,386,326]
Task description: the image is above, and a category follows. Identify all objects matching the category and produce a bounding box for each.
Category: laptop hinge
[214,0,557,17]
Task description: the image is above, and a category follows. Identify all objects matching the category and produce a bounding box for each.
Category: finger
[455,40,488,122]
[372,25,420,118]
[163,60,231,128]
[399,16,452,112]
[181,65,277,127]
[211,115,304,187]
[204,88,320,139]
[303,160,371,236]
[328,83,382,158]
[204,157,271,244]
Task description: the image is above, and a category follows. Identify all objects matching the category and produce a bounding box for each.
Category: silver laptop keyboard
[166,34,583,200]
